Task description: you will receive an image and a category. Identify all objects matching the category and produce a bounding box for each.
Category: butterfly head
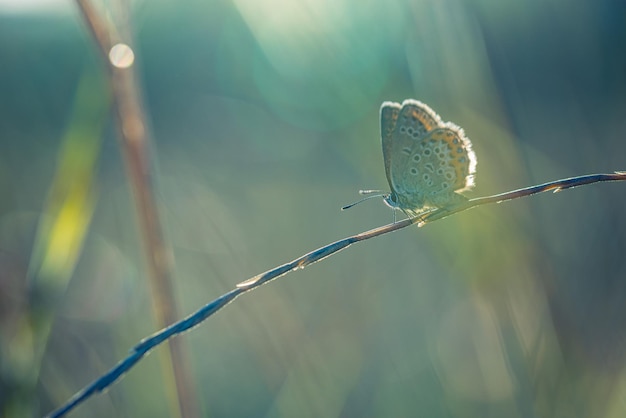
[383,192,398,209]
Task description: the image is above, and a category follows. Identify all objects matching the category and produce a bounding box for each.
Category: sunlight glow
[0,0,69,14]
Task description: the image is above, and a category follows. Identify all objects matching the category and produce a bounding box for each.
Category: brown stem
[46,171,626,418]
[73,1,198,417]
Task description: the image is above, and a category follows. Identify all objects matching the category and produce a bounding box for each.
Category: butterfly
[344,99,477,219]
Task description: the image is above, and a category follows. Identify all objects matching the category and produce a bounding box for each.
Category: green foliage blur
[1,0,626,417]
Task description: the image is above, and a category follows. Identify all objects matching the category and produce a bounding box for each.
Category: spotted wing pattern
[385,99,476,214]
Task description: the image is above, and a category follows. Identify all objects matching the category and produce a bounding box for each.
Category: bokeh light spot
[109,43,135,69]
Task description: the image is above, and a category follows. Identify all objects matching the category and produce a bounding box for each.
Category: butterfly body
[380,99,477,217]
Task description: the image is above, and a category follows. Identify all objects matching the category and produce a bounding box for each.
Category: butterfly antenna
[341,193,387,211]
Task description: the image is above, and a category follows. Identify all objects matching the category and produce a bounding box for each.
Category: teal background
[1,0,626,416]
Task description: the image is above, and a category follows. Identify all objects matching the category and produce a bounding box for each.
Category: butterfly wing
[388,100,443,209]
[380,101,401,192]
[413,126,475,203]
[428,124,477,192]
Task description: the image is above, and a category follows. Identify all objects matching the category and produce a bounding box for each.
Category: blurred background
[2,0,626,416]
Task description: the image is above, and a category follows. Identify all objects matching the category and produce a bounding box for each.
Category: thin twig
[45,171,626,418]
[73,0,198,417]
